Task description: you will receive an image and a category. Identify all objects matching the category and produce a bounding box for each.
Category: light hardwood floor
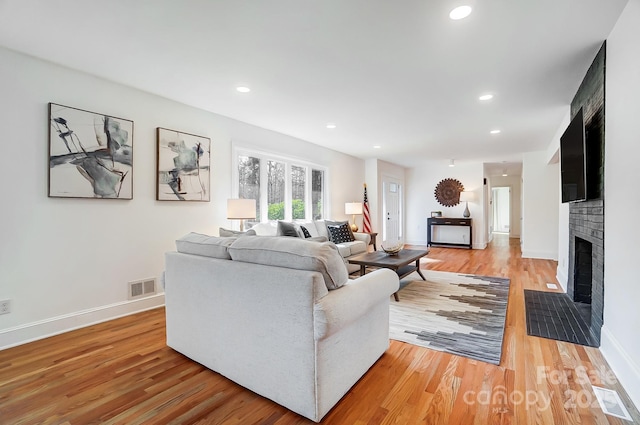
[1,234,638,424]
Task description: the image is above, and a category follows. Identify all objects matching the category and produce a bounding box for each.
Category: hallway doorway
[492,186,510,235]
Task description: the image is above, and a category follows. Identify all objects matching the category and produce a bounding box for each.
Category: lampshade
[345,202,363,215]
[227,199,256,219]
[459,191,474,203]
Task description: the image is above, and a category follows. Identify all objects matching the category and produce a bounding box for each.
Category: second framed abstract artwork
[156,128,211,201]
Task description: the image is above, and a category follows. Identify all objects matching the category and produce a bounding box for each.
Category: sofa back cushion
[299,221,321,237]
[228,236,349,290]
[176,233,236,259]
[250,222,278,236]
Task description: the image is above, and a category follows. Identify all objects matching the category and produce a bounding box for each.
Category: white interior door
[383,180,401,244]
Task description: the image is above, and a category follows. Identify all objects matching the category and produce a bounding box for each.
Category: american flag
[362,183,372,233]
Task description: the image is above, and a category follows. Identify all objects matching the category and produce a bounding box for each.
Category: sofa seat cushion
[339,240,367,256]
[335,244,352,258]
[228,236,349,290]
[176,233,236,259]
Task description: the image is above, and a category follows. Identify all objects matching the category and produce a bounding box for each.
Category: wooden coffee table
[347,248,429,301]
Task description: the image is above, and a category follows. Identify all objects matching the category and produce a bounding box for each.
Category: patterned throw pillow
[324,220,353,242]
[327,224,356,244]
[300,225,313,238]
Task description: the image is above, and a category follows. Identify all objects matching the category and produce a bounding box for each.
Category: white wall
[363,159,407,241]
[521,151,559,260]
[546,109,571,289]
[600,0,640,409]
[0,47,364,349]
[406,161,485,248]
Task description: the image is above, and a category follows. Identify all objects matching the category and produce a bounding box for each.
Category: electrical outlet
[0,299,10,315]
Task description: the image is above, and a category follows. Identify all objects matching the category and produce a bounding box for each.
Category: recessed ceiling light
[490,129,501,134]
[326,123,337,129]
[373,145,381,149]
[449,5,472,20]
[479,94,494,101]
[502,173,508,177]
[236,86,251,93]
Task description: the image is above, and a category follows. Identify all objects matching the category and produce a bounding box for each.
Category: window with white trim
[234,147,327,224]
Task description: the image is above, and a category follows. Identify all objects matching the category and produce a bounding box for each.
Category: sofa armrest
[353,232,371,245]
[313,268,399,340]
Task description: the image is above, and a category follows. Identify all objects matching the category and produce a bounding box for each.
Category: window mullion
[284,163,291,221]
[260,157,268,222]
[305,167,312,221]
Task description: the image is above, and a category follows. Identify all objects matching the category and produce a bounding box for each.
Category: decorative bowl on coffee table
[381,243,404,255]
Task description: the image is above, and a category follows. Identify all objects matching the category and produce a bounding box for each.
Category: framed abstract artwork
[156,127,211,201]
[48,103,134,199]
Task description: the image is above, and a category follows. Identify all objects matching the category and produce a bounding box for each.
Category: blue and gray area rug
[389,271,510,365]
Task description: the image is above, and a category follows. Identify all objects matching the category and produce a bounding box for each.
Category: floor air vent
[128,278,157,300]
[592,386,632,421]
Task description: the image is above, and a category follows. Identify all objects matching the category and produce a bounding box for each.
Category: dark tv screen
[560,108,586,203]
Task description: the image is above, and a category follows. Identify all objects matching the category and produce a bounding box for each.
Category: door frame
[381,176,403,244]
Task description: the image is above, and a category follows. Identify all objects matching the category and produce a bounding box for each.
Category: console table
[427,217,472,249]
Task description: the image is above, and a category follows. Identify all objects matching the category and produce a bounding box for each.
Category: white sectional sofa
[164,234,399,422]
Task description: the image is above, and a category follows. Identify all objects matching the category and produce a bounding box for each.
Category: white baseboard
[556,266,568,292]
[521,250,558,260]
[0,294,165,351]
[600,326,640,411]
[406,239,428,246]
[405,240,485,250]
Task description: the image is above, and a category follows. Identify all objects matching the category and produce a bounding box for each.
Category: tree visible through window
[268,161,285,220]
[312,169,324,220]
[291,165,306,219]
[235,149,326,222]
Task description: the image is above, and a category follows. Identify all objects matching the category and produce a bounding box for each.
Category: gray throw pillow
[219,227,256,237]
[176,233,236,259]
[276,221,300,237]
[228,236,349,290]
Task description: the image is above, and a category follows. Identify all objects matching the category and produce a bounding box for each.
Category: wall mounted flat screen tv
[560,107,587,203]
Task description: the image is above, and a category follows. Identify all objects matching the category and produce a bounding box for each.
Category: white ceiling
[0,0,628,170]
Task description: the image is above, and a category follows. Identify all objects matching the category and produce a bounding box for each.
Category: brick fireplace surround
[568,199,604,344]
[566,42,606,345]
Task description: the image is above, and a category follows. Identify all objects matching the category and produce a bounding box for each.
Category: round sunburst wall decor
[434,178,464,207]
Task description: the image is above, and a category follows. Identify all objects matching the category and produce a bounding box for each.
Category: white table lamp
[227,199,256,231]
[345,202,363,232]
